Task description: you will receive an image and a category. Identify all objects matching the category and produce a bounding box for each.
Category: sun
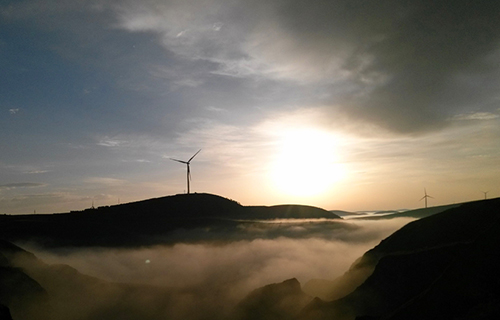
[268,128,346,197]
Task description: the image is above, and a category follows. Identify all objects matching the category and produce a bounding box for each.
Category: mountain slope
[298,198,500,320]
[350,203,460,220]
[0,304,13,320]
[0,240,52,320]
[0,239,218,320]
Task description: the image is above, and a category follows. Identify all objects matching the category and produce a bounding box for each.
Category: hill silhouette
[350,203,460,220]
[297,198,500,320]
[0,193,340,248]
[2,196,500,319]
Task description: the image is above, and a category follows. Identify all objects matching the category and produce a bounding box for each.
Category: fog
[17,217,414,320]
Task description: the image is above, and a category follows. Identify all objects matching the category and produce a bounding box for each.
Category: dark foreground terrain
[1,196,500,319]
[295,197,500,320]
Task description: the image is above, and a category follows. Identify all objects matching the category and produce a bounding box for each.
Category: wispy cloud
[121,159,151,163]
[450,112,500,121]
[0,182,45,189]
[97,137,124,147]
[9,108,20,114]
[24,170,50,174]
[84,177,126,186]
[205,106,225,113]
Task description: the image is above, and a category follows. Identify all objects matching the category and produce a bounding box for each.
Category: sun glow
[269,128,347,197]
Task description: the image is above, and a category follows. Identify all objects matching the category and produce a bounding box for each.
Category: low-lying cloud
[19,217,414,320]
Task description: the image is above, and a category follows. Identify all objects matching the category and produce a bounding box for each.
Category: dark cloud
[6,0,498,135]
[264,0,500,133]
[344,0,500,133]
[107,0,500,134]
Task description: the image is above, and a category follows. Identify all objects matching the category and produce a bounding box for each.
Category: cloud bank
[22,217,413,319]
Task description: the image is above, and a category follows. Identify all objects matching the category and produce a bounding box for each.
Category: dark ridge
[0,239,36,262]
[383,200,500,320]
[297,197,500,320]
[0,304,13,320]
[367,198,500,257]
[245,204,341,220]
[0,239,199,320]
[353,203,460,220]
[0,239,51,320]
[233,278,312,320]
[0,193,340,248]
[0,265,51,320]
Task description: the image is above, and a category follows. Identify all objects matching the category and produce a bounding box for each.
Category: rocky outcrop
[233,278,312,320]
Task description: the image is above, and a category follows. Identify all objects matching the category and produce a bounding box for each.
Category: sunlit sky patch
[1,0,500,213]
[268,128,347,197]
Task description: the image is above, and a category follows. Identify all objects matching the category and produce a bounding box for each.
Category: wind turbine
[170,149,201,194]
[420,188,433,208]
[482,191,489,200]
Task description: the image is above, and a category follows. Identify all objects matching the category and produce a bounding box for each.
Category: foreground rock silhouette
[232,278,312,320]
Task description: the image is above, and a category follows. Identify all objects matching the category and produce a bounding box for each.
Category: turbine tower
[170,149,201,194]
[420,188,433,208]
[482,191,489,200]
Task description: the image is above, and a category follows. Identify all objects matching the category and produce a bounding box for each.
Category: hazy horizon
[0,191,473,215]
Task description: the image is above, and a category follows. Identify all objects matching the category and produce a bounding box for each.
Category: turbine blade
[170,158,188,164]
[188,149,201,163]
[420,196,425,201]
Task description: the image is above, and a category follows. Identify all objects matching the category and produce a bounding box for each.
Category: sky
[1,0,500,214]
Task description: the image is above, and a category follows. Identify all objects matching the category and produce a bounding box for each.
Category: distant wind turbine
[482,191,489,200]
[170,149,201,194]
[420,188,433,208]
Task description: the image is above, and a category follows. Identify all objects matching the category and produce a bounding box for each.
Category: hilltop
[0,193,340,248]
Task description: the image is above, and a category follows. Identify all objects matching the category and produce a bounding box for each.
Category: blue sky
[1,0,500,213]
